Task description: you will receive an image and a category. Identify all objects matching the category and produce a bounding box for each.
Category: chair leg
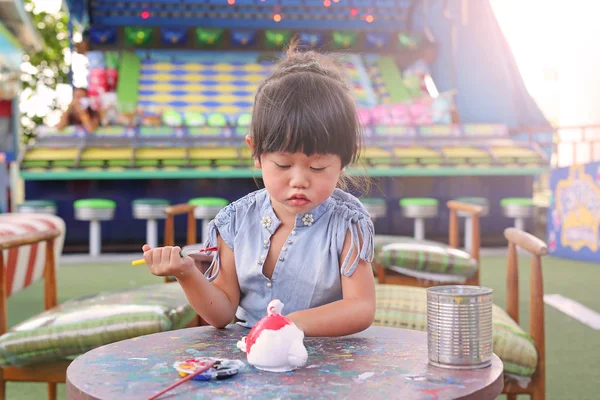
[506,395,517,400]
[0,370,5,400]
[47,383,57,400]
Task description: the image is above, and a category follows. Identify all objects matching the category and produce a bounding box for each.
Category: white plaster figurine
[237,299,308,372]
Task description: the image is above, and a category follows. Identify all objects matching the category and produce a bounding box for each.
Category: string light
[228,0,235,4]
[324,0,331,7]
[350,8,358,16]
[273,14,282,22]
[141,11,150,19]
[365,15,374,23]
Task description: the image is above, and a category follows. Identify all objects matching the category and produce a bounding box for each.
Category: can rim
[426,285,493,297]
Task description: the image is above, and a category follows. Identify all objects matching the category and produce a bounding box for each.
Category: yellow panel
[136,148,186,160]
[392,147,440,158]
[239,148,252,158]
[149,74,265,83]
[442,147,490,158]
[142,84,257,93]
[25,148,78,161]
[362,147,391,158]
[491,147,537,157]
[81,148,133,160]
[189,148,238,159]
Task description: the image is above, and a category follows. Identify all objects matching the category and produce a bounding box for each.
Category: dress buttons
[263,240,269,244]
[291,230,296,235]
[287,240,293,245]
[279,257,284,261]
[282,246,287,251]
[266,282,272,288]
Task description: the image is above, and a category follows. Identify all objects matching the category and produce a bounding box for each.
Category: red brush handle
[147,361,215,400]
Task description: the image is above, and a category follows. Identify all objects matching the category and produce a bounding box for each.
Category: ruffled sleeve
[201,203,237,282]
[334,193,375,277]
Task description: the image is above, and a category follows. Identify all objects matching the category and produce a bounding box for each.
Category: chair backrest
[0,228,62,336]
[0,214,65,297]
[503,227,547,394]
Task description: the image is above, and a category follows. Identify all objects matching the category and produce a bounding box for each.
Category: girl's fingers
[152,247,163,266]
[160,247,171,266]
[142,244,152,252]
[170,246,182,266]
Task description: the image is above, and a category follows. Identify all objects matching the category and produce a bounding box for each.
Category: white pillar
[202,219,211,244]
[414,218,425,241]
[515,217,525,232]
[146,219,158,248]
[89,220,101,257]
[464,216,473,253]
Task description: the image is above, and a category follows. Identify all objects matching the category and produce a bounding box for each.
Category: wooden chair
[0,229,66,400]
[502,227,547,400]
[1,218,207,400]
[374,227,547,399]
[376,200,483,287]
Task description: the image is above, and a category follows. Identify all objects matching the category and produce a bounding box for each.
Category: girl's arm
[143,234,240,328]
[177,235,240,328]
[286,230,376,337]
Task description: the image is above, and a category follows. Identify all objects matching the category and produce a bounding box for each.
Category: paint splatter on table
[66,325,503,400]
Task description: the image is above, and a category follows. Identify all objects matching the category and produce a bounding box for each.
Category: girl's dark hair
[250,43,362,169]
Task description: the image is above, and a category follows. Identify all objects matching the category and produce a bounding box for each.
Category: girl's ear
[245,134,254,150]
[246,134,261,169]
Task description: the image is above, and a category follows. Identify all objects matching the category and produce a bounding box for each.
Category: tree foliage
[20,0,70,142]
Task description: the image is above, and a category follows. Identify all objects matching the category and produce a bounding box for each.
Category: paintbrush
[132,246,217,266]
[147,360,216,400]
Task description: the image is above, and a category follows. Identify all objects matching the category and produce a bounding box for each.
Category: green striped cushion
[0,283,197,367]
[374,284,538,377]
[375,236,478,277]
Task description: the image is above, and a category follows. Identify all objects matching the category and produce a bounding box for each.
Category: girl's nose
[289,168,310,188]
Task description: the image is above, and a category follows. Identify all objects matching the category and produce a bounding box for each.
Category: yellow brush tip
[131,259,146,266]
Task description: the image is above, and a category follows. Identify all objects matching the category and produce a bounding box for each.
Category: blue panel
[93,16,403,31]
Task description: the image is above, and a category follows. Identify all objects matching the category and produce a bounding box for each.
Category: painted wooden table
[66,325,503,400]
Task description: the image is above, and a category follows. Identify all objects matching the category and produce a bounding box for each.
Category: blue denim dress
[202,188,374,328]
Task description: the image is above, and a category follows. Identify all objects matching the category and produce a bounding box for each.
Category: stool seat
[132,198,169,220]
[501,198,533,218]
[132,199,170,248]
[400,198,438,218]
[361,198,387,220]
[189,197,229,219]
[74,199,116,221]
[399,198,439,241]
[73,198,116,256]
[17,200,57,215]
[454,197,490,217]
[189,197,229,243]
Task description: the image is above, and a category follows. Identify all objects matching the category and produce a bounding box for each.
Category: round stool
[361,198,387,221]
[17,200,57,215]
[454,197,490,253]
[188,197,229,243]
[74,199,116,257]
[132,198,170,248]
[399,198,438,241]
[501,198,533,231]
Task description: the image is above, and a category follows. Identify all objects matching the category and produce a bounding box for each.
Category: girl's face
[258,151,342,220]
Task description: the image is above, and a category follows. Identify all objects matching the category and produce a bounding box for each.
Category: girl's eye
[310,167,326,172]
[274,163,291,169]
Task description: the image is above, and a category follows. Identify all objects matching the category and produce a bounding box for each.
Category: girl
[142,46,376,337]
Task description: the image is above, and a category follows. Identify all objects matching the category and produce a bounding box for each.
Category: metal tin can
[427,285,493,369]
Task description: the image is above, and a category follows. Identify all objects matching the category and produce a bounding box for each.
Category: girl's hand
[142,244,195,278]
